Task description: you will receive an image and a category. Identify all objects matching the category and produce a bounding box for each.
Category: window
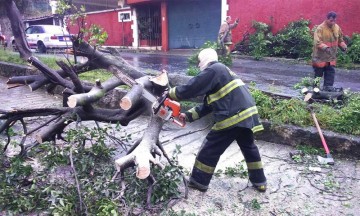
[25,27,34,34]
[118,11,131,22]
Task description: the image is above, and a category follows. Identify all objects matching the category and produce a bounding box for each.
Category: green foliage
[268,98,311,126]
[249,88,275,120]
[346,33,360,63]
[57,0,108,47]
[249,21,272,59]
[337,49,353,69]
[0,156,49,214]
[0,124,185,215]
[250,85,360,135]
[234,18,360,66]
[269,19,313,59]
[293,77,322,89]
[296,145,320,155]
[186,66,200,76]
[224,161,248,178]
[96,199,119,216]
[326,93,360,135]
[179,101,200,111]
[86,25,109,47]
[0,49,27,65]
[251,199,261,210]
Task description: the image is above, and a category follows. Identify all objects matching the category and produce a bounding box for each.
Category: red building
[67,0,360,51]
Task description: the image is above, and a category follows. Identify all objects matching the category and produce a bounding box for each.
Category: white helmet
[198,48,218,71]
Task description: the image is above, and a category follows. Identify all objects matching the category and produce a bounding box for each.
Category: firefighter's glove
[325,47,331,54]
[179,113,188,123]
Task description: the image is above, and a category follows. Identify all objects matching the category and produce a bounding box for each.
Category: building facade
[29,0,359,51]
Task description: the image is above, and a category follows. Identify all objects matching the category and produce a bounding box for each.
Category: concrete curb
[1,61,359,157]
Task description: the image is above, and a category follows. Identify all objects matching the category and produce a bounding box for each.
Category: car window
[33,26,45,34]
[25,27,33,34]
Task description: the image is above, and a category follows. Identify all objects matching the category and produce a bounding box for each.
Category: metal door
[168,0,221,49]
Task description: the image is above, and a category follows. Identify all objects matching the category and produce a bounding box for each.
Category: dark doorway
[136,4,162,47]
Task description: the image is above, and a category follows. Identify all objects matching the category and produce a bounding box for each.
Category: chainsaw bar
[110,66,158,103]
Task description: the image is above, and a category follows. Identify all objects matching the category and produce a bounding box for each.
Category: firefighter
[218,16,239,55]
[168,48,267,192]
[312,11,347,91]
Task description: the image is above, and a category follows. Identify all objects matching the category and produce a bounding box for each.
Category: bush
[347,33,360,63]
[248,21,271,59]
[269,19,313,59]
[234,18,359,67]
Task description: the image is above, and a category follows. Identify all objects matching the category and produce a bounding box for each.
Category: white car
[11,25,72,53]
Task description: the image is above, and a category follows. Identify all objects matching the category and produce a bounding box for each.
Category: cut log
[149,70,169,87]
[115,116,164,179]
[120,84,143,110]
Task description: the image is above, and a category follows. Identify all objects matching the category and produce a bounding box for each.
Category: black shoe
[252,182,267,192]
[323,86,335,92]
[187,179,208,192]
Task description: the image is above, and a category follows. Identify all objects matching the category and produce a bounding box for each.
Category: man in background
[312,11,347,91]
[218,16,239,55]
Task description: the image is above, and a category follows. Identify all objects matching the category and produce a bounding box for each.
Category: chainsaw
[112,66,185,127]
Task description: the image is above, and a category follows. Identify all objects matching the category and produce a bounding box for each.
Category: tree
[0,0,189,208]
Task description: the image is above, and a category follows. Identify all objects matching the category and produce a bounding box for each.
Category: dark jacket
[169,62,263,132]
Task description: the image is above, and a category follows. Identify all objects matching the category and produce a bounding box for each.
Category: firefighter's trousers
[314,64,335,88]
[189,127,266,189]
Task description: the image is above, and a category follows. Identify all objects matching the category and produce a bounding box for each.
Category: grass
[0,49,27,65]
[78,69,112,83]
[251,88,360,136]
[0,49,111,82]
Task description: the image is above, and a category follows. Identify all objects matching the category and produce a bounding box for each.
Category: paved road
[116,51,360,96]
[27,50,360,95]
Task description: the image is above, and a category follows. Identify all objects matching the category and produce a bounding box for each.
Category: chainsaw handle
[164,98,181,117]
[171,117,186,127]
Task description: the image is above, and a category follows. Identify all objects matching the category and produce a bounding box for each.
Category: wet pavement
[115,51,360,96]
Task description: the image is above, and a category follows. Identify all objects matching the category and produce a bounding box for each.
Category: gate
[136,4,162,47]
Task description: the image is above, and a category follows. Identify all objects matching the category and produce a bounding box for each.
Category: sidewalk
[0,76,62,111]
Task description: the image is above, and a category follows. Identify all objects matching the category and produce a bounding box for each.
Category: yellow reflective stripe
[226,67,237,77]
[207,79,245,104]
[247,161,263,170]
[194,159,215,174]
[169,87,179,100]
[188,107,199,120]
[212,106,258,131]
[252,125,264,133]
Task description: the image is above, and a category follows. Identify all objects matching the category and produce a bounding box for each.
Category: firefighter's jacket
[169,62,263,133]
[312,21,347,68]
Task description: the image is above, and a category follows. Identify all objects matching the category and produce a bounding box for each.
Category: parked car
[11,25,72,53]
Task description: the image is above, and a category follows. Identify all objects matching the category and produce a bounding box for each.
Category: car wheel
[12,41,18,51]
[37,41,46,53]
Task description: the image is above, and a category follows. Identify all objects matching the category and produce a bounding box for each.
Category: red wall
[228,0,360,44]
[68,10,133,46]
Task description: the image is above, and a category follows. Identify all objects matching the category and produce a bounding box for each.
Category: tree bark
[4,0,31,59]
